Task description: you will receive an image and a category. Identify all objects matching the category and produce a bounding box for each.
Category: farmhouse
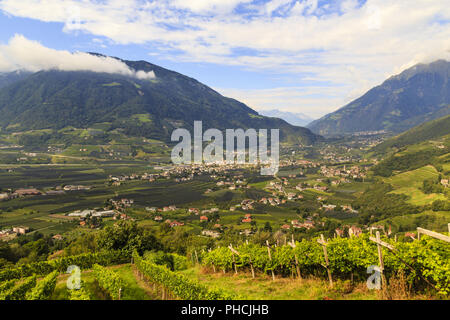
[201,230,221,238]
[348,226,362,237]
[170,221,184,228]
[13,226,30,234]
[15,188,41,196]
[0,193,9,201]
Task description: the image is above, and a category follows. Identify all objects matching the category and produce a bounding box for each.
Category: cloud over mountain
[0,34,156,80]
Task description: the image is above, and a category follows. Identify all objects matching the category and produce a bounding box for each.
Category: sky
[0,0,449,119]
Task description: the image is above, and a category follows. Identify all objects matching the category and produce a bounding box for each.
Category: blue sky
[0,0,449,119]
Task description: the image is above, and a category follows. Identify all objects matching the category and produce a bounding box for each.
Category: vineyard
[133,251,236,300]
[200,233,450,296]
[0,229,448,300]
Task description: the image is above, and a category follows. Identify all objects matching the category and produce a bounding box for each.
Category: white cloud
[171,0,252,14]
[1,0,449,116]
[0,34,156,79]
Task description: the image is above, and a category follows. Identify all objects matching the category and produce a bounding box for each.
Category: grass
[375,210,450,233]
[385,165,448,205]
[180,266,378,300]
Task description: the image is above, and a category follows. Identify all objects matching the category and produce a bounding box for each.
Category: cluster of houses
[320,165,367,180]
[63,185,91,191]
[335,225,363,237]
[201,229,221,238]
[146,205,177,213]
[321,204,359,214]
[259,197,284,206]
[109,198,134,211]
[163,219,185,228]
[109,173,161,186]
[216,178,248,190]
[0,188,41,201]
[441,179,449,187]
[283,218,316,230]
[0,185,94,202]
[0,226,30,241]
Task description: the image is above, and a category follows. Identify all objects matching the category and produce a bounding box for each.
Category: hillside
[308,60,450,136]
[0,56,320,145]
[372,115,450,154]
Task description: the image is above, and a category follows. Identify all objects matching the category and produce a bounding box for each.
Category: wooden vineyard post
[228,244,240,275]
[118,288,122,300]
[288,235,302,280]
[317,234,333,287]
[194,250,199,265]
[417,227,450,243]
[369,231,389,292]
[208,248,216,273]
[266,240,276,281]
[240,240,254,278]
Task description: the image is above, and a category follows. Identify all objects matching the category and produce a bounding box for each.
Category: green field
[385,165,448,205]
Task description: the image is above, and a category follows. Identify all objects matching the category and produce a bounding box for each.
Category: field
[385,165,448,205]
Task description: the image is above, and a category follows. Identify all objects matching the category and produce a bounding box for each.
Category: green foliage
[97,221,162,255]
[0,250,129,282]
[0,279,16,293]
[431,200,450,211]
[25,270,58,300]
[373,115,450,154]
[133,251,235,300]
[93,264,125,300]
[353,183,420,223]
[68,281,91,300]
[202,235,450,295]
[421,178,445,194]
[373,149,445,177]
[143,251,188,271]
[0,275,36,300]
[0,66,320,145]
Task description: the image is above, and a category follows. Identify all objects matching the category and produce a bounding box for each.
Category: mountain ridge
[0,55,321,145]
[307,60,450,136]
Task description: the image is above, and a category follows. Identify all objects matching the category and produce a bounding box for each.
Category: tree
[263,222,272,233]
[97,220,162,254]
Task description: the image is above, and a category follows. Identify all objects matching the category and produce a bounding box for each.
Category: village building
[13,226,30,234]
[201,230,221,238]
[14,188,41,197]
[348,226,362,237]
[0,193,10,201]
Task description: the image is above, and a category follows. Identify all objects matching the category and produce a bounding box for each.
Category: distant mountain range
[308,60,450,136]
[259,109,314,127]
[0,54,321,145]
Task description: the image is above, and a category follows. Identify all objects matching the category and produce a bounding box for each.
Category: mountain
[370,115,450,178]
[308,60,450,136]
[372,114,450,155]
[258,109,314,126]
[0,70,31,89]
[0,55,321,145]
